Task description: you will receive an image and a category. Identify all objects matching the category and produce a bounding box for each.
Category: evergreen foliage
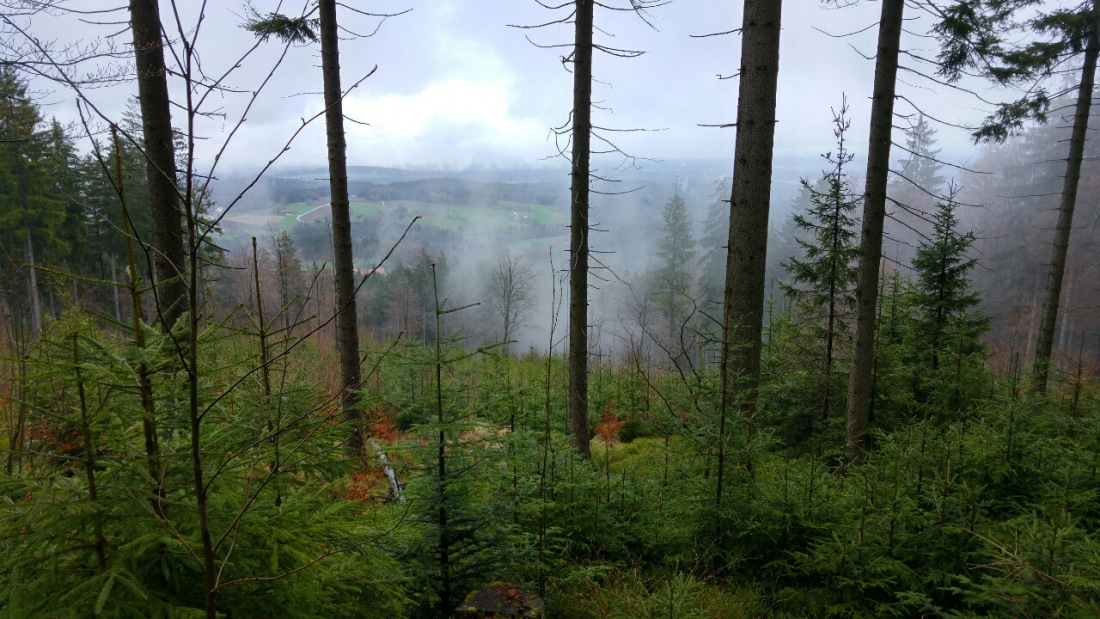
[3,301,1100,618]
[245,11,321,44]
[884,112,949,265]
[779,99,860,434]
[0,315,407,617]
[4,8,1100,617]
[782,102,859,325]
[896,114,946,194]
[908,192,989,409]
[0,67,69,335]
[653,186,696,352]
[934,0,1099,140]
[269,230,306,330]
[79,103,154,280]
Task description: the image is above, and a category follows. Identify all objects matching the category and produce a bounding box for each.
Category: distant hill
[211,156,820,219]
[212,169,567,215]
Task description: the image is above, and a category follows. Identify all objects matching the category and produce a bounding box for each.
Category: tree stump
[454,582,544,618]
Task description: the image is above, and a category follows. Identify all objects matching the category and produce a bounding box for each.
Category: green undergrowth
[2,317,1099,617]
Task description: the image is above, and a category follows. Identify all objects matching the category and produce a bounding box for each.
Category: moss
[455,582,544,618]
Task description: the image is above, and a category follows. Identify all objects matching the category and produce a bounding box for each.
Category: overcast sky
[14,0,1012,174]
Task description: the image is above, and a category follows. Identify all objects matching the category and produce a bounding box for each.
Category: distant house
[354,267,386,278]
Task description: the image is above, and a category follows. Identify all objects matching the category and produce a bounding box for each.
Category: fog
[8,0,1097,360]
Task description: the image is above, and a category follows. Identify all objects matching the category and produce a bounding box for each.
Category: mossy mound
[455,582,544,618]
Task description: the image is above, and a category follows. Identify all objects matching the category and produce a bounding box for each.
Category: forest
[1,0,1100,617]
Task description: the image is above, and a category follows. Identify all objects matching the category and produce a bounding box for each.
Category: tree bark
[569,0,594,460]
[128,0,187,328]
[109,256,123,322]
[845,0,905,463]
[718,0,783,500]
[23,234,40,339]
[319,0,364,455]
[12,137,40,340]
[1030,0,1099,394]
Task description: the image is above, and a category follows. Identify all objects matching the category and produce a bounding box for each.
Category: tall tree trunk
[23,234,40,338]
[129,0,187,328]
[1031,1,1099,394]
[110,257,123,322]
[823,190,845,425]
[13,142,40,340]
[718,0,782,500]
[1058,275,1072,352]
[431,264,452,614]
[844,0,904,463]
[824,277,837,424]
[569,0,594,459]
[318,0,364,455]
[277,248,291,332]
[1025,267,1041,361]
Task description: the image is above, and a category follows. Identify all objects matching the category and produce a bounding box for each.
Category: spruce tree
[721,0,784,440]
[886,113,948,264]
[910,192,988,408]
[654,186,695,353]
[269,230,305,332]
[45,120,86,276]
[897,114,945,194]
[0,66,66,337]
[245,2,367,454]
[128,0,188,328]
[398,266,515,617]
[845,0,905,462]
[79,117,153,291]
[568,0,596,460]
[782,99,860,426]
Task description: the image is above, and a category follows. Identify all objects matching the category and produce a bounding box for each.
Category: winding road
[296,204,330,223]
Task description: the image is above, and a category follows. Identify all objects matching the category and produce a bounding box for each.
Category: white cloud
[348,79,535,138]
[341,77,547,165]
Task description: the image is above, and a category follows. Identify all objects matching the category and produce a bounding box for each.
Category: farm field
[221,199,566,238]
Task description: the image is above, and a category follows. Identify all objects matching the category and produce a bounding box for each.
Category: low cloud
[342,78,548,166]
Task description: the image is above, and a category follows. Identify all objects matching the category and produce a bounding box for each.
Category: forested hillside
[1,1,1100,618]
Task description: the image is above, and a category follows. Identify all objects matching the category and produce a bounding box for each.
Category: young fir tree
[654,186,695,355]
[781,98,860,426]
[395,265,516,618]
[268,229,305,332]
[910,191,988,410]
